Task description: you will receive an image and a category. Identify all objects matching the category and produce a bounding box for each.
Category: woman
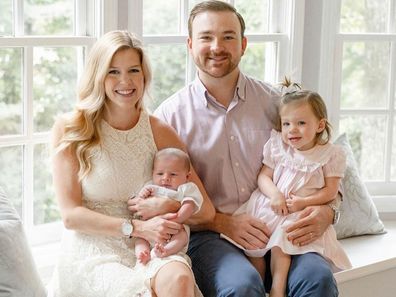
[51,30,214,297]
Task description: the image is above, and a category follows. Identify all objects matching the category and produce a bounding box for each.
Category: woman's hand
[134,213,182,244]
[127,196,180,220]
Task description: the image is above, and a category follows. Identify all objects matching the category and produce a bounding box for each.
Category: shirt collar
[192,71,248,107]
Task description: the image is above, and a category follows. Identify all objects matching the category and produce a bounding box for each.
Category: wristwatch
[328,203,340,225]
[121,219,133,238]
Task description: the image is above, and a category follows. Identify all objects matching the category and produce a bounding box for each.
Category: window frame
[128,0,305,86]
[316,0,396,210]
[0,0,118,244]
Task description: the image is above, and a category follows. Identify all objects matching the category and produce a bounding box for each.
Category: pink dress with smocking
[245,130,351,272]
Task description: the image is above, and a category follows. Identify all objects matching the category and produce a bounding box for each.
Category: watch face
[122,221,133,236]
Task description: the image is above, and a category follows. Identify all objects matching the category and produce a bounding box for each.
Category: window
[0,0,103,244]
[128,0,303,112]
[0,0,304,244]
[319,0,396,197]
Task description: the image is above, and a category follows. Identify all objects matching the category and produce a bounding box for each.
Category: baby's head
[277,78,332,150]
[152,148,191,190]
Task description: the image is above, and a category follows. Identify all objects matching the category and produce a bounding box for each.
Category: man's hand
[127,196,180,220]
[285,205,333,246]
[218,213,270,250]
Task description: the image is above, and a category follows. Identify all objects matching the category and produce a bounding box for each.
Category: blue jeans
[188,231,338,297]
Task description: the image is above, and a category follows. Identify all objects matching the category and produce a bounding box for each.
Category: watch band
[328,202,340,225]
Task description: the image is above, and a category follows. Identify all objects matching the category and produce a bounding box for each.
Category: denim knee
[188,231,266,297]
[288,253,338,297]
[216,269,264,297]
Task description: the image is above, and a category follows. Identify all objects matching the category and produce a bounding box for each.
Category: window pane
[339,115,386,180]
[146,44,186,112]
[235,0,269,33]
[341,42,389,109]
[143,0,179,35]
[240,42,278,83]
[34,143,59,225]
[340,0,389,33]
[0,0,13,36]
[0,146,23,215]
[33,47,78,132]
[24,0,74,35]
[0,48,23,136]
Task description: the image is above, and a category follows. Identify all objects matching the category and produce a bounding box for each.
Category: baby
[134,148,203,264]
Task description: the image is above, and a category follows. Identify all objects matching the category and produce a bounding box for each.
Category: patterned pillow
[334,134,386,239]
[0,186,46,297]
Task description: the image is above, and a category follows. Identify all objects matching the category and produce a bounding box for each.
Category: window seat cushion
[0,186,46,297]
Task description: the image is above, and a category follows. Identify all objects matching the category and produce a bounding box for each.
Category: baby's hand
[151,243,167,258]
[137,250,151,265]
[137,187,154,199]
[286,194,306,213]
[270,193,288,216]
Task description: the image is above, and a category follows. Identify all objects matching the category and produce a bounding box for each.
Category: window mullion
[180,0,189,35]
[328,36,343,134]
[14,0,24,36]
[318,0,341,107]
[75,0,87,36]
[128,0,143,39]
[389,0,396,33]
[23,45,34,228]
[385,40,396,181]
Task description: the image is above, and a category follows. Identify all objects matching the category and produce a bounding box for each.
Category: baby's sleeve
[323,145,347,178]
[179,182,203,214]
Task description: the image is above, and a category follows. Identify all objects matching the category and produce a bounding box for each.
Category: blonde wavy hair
[56,30,152,180]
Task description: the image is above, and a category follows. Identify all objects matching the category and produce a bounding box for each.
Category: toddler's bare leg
[269,246,290,297]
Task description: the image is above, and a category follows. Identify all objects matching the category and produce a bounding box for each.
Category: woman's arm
[149,116,215,225]
[51,117,181,243]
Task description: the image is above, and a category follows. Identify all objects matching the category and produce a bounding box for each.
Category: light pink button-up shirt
[154,73,279,214]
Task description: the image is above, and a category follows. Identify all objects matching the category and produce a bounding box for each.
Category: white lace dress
[51,111,202,297]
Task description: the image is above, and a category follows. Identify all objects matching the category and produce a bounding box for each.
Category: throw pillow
[334,134,386,239]
[0,186,47,297]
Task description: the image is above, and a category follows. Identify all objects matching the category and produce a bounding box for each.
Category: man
[154,1,339,296]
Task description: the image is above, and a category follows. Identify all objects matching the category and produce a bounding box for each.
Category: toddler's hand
[287,194,306,213]
[270,193,288,215]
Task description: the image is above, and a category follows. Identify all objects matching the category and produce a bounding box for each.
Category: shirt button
[235,162,239,167]
[230,135,235,141]
[241,188,245,193]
